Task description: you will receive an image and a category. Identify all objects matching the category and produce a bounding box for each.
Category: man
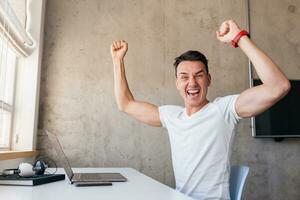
[110,20,290,199]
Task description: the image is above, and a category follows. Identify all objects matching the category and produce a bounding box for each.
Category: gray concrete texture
[37,0,300,199]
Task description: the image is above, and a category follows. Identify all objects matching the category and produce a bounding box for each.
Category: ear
[207,73,211,86]
[175,78,180,90]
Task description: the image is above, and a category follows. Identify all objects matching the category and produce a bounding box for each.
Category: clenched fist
[110,40,128,60]
[216,20,241,43]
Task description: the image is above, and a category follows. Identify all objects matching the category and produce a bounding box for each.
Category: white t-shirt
[159,95,242,200]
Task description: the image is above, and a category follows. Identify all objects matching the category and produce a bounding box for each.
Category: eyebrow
[178,72,188,75]
[178,70,205,75]
[196,69,205,74]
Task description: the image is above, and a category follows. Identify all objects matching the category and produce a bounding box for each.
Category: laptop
[46,131,127,184]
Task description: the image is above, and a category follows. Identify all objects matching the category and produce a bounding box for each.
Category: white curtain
[0,0,35,57]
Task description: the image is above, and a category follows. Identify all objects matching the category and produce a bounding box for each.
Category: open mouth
[187,89,200,97]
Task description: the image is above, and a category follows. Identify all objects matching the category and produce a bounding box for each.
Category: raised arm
[216,20,291,118]
[110,40,162,126]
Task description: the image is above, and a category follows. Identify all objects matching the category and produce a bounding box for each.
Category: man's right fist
[110,40,128,60]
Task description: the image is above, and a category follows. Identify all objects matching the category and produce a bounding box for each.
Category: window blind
[0,0,35,57]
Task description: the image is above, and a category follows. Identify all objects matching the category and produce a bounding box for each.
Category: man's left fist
[216,20,241,43]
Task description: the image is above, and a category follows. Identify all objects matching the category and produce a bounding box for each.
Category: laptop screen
[46,131,74,181]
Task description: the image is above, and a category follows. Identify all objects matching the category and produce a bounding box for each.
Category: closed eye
[180,76,189,80]
[195,73,205,79]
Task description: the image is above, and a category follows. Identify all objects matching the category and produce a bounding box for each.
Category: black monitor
[252,79,300,138]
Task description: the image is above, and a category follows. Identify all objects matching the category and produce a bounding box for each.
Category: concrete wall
[38,0,300,199]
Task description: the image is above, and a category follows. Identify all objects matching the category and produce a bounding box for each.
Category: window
[0,39,18,149]
[0,0,46,151]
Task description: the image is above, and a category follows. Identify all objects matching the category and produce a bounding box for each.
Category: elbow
[280,80,291,97]
[117,104,127,113]
[116,101,131,113]
[115,95,134,113]
[272,80,291,101]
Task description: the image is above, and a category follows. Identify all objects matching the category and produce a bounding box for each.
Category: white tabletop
[0,168,193,200]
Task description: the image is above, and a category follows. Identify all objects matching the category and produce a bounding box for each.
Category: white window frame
[0,0,46,151]
[0,42,18,150]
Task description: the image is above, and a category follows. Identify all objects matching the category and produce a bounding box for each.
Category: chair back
[229,165,249,200]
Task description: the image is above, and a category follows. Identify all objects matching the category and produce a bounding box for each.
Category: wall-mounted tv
[252,79,300,138]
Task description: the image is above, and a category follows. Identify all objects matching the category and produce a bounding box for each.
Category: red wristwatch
[231,30,249,48]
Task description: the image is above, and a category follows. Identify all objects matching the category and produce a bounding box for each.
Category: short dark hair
[173,50,208,77]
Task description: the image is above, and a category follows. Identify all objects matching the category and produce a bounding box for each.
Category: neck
[185,99,209,116]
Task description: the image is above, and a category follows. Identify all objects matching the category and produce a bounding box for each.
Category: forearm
[238,36,290,96]
[113,58,134,111]
[217,20,291,117]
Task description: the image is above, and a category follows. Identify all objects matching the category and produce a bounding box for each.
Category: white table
[0,168,193,200]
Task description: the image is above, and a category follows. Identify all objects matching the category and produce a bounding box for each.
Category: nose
[188,76,197,86]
